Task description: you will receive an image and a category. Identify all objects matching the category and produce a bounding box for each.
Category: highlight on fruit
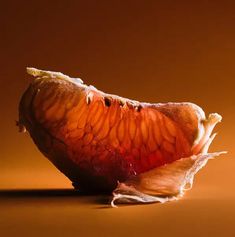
[18,67,226,206]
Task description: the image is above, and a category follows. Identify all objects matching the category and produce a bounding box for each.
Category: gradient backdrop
[0,1,234,237]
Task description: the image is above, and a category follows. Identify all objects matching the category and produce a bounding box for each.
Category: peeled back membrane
[18,68,225,206]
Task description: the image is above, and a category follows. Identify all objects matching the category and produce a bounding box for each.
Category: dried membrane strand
[111,151,226,207]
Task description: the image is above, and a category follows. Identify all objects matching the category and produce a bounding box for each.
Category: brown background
[0,1,234,237]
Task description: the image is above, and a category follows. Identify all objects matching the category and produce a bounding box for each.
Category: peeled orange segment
[18,67,225,205]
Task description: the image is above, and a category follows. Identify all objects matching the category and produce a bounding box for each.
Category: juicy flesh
[19,73,207,191]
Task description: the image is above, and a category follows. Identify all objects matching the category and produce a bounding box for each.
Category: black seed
[104,97,111,107]
[136,105,142,112]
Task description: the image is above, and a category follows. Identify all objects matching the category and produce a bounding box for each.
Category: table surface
[0,186,234,237]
